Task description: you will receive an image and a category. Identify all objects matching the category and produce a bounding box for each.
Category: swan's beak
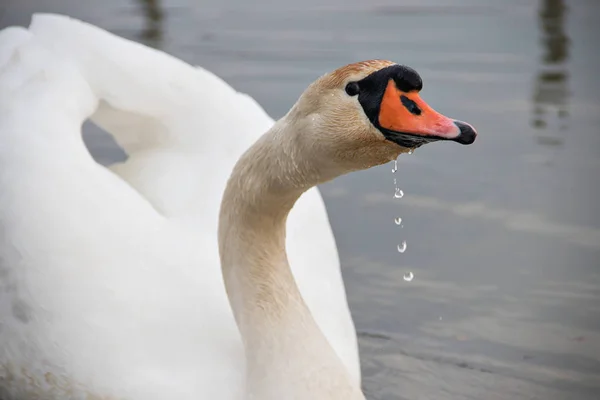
[377,80,477,148]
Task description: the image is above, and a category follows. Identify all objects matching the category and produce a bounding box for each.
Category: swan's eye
[400,95,422,115]
[345,82,360,97]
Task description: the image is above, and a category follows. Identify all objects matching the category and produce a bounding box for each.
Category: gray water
[2,0,599,398]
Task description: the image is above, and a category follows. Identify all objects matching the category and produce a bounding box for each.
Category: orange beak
[377,80,477,147]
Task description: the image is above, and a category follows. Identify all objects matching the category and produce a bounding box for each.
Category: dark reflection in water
[137,0,164,48]
[532,0,570,138]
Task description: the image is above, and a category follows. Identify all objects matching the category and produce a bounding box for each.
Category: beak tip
[453,120,477,145]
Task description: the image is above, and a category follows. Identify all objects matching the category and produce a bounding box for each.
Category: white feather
[0,14,359,400]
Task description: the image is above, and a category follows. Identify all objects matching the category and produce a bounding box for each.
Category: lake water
[2,0,599,398]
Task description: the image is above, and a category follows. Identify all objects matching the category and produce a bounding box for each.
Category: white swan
[0,14,477,400]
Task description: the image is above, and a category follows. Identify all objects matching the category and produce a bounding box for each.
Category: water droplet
[391,159,398,173]
[403,271,414,282]
[394,188,404,199]
[394,217,402,225]
[407,149,413,155]
[393,178,397,185]
[397,241,407,253]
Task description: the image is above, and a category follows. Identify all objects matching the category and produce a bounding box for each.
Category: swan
[0,13,477,400]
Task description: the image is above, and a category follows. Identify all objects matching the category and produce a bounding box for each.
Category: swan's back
[0,14,360,399]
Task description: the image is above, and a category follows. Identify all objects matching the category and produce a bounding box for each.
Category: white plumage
[0,14,359,399]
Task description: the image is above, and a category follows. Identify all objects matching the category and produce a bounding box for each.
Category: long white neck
[218,118,365,399]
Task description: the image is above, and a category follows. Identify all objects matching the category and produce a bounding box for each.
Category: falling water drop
[394,188,404,199]
[397,241,407,253]
[391,159,398,173]
[408,149,413,155]
[403,271,414,282]
[394,217,402,225]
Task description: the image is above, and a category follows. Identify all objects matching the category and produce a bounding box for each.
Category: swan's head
[289,60,477,172]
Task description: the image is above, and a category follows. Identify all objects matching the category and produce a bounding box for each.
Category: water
[2,0,599,399]
[403,271,415,282]
[394,217,402,225]
[393,188,404,199]
[397,241,407,254]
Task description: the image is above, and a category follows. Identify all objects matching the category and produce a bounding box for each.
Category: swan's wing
[0,28,246,399]
[0,26,160,224]
[27,13,273,219]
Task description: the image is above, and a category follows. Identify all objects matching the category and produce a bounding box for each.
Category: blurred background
[2,0,599,398]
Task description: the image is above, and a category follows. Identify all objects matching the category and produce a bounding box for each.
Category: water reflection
[137,0,164,48]
[531,0,570,137]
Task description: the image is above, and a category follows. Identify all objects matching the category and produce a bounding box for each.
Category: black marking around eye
[353,64,435,148]
[400,95,421,115]
[355,64,423,126]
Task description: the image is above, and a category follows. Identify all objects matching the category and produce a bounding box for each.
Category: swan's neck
[218,119,364,399]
